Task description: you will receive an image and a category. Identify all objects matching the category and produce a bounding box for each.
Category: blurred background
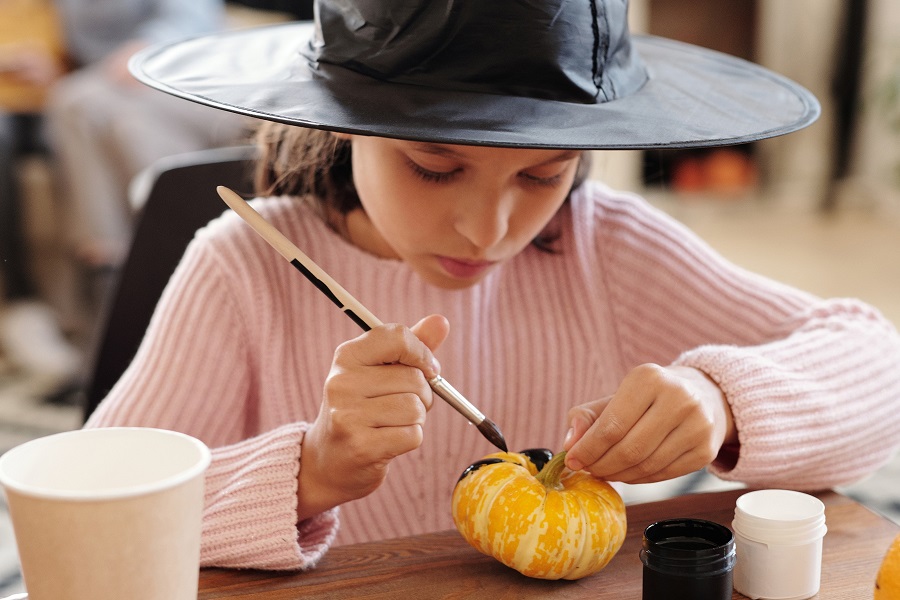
[603,0,900,517]
[1,0,899,594]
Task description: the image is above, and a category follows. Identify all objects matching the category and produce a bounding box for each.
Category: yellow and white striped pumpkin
[451,449,626,580]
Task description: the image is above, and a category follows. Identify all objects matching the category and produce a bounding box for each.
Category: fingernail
[431,357,441,376]
[563,427,575,448]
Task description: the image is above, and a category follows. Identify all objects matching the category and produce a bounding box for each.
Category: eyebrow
[411,143,580,166]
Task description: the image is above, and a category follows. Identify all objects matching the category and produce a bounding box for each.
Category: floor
[0,192,899,596]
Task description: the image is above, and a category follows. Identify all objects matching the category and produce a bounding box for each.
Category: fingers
[564,364,726,483]
[325,410,426,469]
[599,424,716,483]
[299,317,452,518]
[574,396,674,474]
[328,360,435,410]
[330,319,446,413]
[337,321,443,380]
[612,452,705,485]
[329,391,429,432]
[563,396,609,451]
[565,364,665,472]
[566,394,653,471]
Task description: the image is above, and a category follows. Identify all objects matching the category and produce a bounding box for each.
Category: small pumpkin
[451,448,626,580]
[875,532,900,599]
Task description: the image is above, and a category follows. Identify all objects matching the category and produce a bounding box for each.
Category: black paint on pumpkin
[519,448,554,472]
[457,458,507,483]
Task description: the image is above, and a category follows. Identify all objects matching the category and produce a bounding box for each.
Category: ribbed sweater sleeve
[678,302,900,489]
[86,216,338,570]
[200,422,337,569]
[590,190,900,490]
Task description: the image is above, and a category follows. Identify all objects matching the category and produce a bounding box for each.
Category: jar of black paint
[640,518,735,600]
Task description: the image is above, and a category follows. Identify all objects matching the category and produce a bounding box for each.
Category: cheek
[355,174,435,241]
[542,190,570,217]
[516,191,569,235]
[390,202,445,243]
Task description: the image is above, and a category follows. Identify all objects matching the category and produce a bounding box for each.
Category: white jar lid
[733,489,826,545]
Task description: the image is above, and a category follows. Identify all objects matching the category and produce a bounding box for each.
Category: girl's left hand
[562,364,737,484]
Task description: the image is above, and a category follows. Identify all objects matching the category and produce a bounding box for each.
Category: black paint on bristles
[477,418,508,452]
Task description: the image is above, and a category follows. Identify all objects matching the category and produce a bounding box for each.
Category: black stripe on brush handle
[290,259,372,332]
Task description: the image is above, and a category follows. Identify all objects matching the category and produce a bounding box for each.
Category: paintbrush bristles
[477,419,508,453]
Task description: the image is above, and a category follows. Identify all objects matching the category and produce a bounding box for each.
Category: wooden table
[198,489,898,599]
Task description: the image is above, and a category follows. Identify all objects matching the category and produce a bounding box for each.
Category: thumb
[410,314,450,354]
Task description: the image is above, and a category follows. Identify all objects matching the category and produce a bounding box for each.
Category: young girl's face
[342,135,581,289]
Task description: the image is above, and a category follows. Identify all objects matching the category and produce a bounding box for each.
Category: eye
[519,156,579,189]
[519,171,565,188]
[406,158,461,184]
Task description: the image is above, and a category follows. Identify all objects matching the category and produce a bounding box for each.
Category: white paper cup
[732,489,826,600]
[0,427,211,600]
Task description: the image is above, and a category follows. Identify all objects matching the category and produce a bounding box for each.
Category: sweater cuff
[674,344,816,487]
[674,346,784,482]
[200,422,339,570]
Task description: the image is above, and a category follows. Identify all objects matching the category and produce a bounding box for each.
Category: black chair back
[82,146,257,420]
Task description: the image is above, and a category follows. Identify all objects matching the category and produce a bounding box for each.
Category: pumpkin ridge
[562,487,596,579]
[491,472,545,565]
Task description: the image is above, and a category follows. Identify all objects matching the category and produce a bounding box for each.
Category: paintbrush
[216,185,508,452]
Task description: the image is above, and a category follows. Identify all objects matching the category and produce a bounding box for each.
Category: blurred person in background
[1,0,314,394]
[43,0,251,354]
[0,0,80,389]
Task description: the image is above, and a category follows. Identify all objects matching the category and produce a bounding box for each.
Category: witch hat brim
[129,20,819,150]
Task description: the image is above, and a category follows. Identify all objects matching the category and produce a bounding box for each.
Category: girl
[87,0,900,570]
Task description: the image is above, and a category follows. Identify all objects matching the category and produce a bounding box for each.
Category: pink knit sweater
[86,181,900,570]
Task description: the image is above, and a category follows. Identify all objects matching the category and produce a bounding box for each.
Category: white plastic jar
[732,489,827,600]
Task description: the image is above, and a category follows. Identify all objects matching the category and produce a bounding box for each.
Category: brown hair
[253,122,591,251]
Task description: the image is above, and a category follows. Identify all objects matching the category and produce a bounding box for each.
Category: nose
[454,189,511,251]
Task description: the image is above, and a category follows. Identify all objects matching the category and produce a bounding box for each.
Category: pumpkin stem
[535,451,568,490]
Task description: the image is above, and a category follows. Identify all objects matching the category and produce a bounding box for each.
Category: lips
[437,256,495,279]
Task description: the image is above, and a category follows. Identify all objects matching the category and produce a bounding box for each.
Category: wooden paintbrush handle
[217,186,382,329]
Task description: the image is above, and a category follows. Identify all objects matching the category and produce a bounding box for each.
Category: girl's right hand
[297,314,449,520]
